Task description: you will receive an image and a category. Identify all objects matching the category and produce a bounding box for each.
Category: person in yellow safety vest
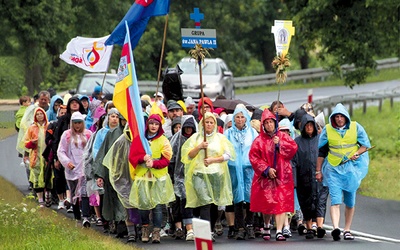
[316,103,371,241]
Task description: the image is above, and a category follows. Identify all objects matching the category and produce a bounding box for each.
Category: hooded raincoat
[181,112,235,208]
[249,109,298,214]
[46,95,63,122]
[292,114,328,220]
[24,107,48,189]
[169,115,198,198]
[224,106,258,204]
[318,103,370,193]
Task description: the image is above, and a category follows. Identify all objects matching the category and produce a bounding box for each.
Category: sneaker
[311,224,318,236]
[127,234,136,243]
[141,225,150,243]
[96,218,103,226]
[215,222,223,236]
[64,198,71,208]
[186,230,195,241]
[57,201,65,210]
[82,218,91,228]
[67,206,74,213]
[227,228,236,239]
[39,202,45,208]
[45,192,52,207]
[317,227,326,238]
[175,228,185,240]
[160,228,168,237]
[305,229,315,239]
[152,227,161,244]
[247,225,256,239]
[236,228,246,240]
[297,224,307,235]
[211,232,216,242]
[282,227,292,238]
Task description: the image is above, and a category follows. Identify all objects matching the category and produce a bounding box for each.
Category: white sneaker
[67,206,74,213]
[160,228,168,237]
[58,201,65,210]
[82,218,91,228]
[186,230,195,241]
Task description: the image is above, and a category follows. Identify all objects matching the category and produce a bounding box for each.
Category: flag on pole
[60,35,113,72]
[105,0,170,48]
[113,21,152,166]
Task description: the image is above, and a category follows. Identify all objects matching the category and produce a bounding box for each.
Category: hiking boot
[175,228,185,240]
[236,228,246,240]
[246,225,256,239]
[305,229,315,239]
[317,227,326,238]
[297,224,306,235]
[141,225,150,243]
[152,227,161,243]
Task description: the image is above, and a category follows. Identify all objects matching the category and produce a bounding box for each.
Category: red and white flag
[60,35,113,72]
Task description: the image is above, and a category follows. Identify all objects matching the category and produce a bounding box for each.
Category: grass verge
[0,176,141,250]
[353,101,400,201]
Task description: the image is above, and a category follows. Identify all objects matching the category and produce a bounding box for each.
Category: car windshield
[77,75,116,95]
[178,61,219,75]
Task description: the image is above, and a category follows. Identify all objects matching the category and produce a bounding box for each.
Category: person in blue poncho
[224,105,258,240]
[316,103,371,241]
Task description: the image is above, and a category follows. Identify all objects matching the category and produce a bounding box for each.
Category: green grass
[236,67,400,94]
[0,177,141,250]
[352,101,400,200]
[0,121,15,140]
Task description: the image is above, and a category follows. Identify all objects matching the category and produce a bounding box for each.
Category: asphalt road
[1,81,400,249]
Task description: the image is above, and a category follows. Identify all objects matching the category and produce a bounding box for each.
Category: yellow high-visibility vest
[326,121,358,166]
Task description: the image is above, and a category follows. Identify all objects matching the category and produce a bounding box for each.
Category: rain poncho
[93,123,126,222]
[224,106,258,204]
[318,103,370,192]
[104,114,175,210]
[169,115,198,198]
[24,107,48,189]
[46,95,63,122]
[249,109,298,214]
[16,104,37,155]
[181,112,235,208]
[292,114,328,220]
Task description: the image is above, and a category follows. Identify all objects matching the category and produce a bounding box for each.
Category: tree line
[0,0,398,97]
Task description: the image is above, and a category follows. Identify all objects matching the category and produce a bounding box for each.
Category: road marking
[324,225,400,243]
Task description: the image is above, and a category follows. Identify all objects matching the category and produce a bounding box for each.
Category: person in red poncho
[249,108,297,241]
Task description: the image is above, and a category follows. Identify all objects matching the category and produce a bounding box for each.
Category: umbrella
[213,99,254,113]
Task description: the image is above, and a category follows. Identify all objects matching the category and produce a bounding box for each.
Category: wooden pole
[155,14,169,95]
[199,58,207,158]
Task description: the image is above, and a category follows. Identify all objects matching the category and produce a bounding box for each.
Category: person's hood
[223,114,233,132]
[197,97,214,120]
[49,95,63,111]
[300,114,318,137]
[199,112,217,135]
[231,105,251,131]
[67,96,86,115]
[79,94,90,104]
[145,114,164,140]
[260,108,276,136]
[329,103,351,128]
[171,116,182,135]
[33,107,48,125]
[181,115,198,136]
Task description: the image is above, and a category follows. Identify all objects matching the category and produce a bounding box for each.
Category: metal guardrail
[312,86,400,116]
[233,58,400,89]
[137,58,399,92]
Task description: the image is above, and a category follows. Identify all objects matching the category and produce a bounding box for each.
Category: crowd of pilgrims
[16,89,332,244]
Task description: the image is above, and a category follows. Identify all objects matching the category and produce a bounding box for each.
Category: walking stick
[339,146,375,165]
[189,44,212,159]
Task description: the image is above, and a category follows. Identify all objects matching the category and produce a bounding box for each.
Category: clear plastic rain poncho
[103,117,175,210]
[181,112,235,208]
[224,106,258,204]
[318,103,371,192]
